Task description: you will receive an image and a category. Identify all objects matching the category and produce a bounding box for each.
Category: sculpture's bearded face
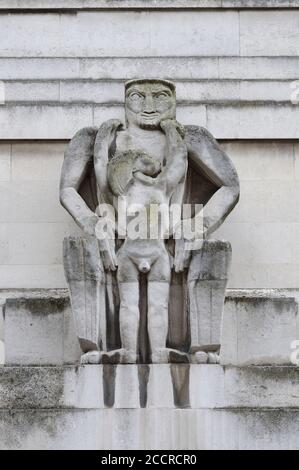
[125,82,176,130]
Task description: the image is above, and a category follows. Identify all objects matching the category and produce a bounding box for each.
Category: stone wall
[1,0,299,289]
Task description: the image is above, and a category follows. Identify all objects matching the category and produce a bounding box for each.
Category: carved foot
[190,345,220,364]
[151,348,189,364]
[207,352,220,364]
[191,351,208,364]
[101,348,138,364]
[80,350,101,364]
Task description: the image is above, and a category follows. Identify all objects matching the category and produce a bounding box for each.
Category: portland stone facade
[1,1,299,451]
[60,79,239,366]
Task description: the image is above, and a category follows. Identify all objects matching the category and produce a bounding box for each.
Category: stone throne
[60,79,239,365]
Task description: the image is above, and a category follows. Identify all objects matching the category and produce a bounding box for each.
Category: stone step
[1,289,298,366]
[0,364,299,449]
[1,364,298,410]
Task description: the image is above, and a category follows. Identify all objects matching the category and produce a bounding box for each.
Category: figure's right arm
[60,127,99,236]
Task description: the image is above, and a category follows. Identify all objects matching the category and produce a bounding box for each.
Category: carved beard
[138,121,160,130]
[135,114,161,130]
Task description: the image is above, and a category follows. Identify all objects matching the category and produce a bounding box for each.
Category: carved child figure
[103,119,188,363]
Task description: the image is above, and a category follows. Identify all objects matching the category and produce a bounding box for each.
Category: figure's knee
[120,298,139,317]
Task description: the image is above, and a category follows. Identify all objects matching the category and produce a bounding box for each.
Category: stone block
[0,180,67,223]
[0,105,93,139]
[0,364,299,449]
[222,141,295,182]
[0,225,9,265]
[11,142,64,181]
[3,297,80,365]
[5,81,59,103]
[225,181,299,224]
[0,145,11,182]
[79,57,219,80]
[0,11,239,58]
[221,294,299,365]
[240,10,299,56]
[0,265,67,289]
[207,104,299,139]
[217,222,299,266]
[218,56,299,79]
[0,58,79,80]
[227,263,299,290]
[7,222,79,266]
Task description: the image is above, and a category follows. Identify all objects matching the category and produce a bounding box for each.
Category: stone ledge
[2,290,298,366]
[0,0,298,10]
[0,365,298,410]
[1,407,299,450]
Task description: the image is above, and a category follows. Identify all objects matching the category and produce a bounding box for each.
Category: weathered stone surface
[3,104,299,140]
[3,57,299,81]
[4,296,80,365]
[188,241,231,353]
[1,364,299,410]
[60,79,239,364]
[221,294,299,365]
[2,291,298,366]
[0,11,239,58]
[0,365,299,449]
[0,0,298,10]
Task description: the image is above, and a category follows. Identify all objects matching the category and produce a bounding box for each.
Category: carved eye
[129,92,144,101]
[155,92,170,99]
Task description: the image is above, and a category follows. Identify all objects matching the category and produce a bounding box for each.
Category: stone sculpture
[60,79,239,364]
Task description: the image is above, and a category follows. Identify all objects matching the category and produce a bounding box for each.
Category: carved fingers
[160,118,186,139]
[173,238,191,273]
[99,238,118,271]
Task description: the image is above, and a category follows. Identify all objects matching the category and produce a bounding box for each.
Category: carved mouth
[140,113,159,120]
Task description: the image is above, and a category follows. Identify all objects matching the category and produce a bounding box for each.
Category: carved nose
[143,95,155,113]
[138,260,151,273]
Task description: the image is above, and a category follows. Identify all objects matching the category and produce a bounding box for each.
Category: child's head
[108,150,160,196]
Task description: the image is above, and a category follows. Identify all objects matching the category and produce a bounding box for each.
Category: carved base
[0,364,298,450]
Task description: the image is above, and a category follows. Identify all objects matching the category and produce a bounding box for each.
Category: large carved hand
[95,220,118,271]
[160,118,186,139]
[98,238,118,271]
[173,238,192,273]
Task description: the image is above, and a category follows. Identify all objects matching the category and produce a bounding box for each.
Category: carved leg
[118,281,139,363]
[147,281,169,363]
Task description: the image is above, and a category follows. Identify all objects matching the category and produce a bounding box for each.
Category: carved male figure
[60,78,240,364]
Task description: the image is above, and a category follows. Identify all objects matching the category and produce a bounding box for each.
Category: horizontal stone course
[1,79,295,104]
[1,292,298,366]
[2,57,299,80]
[1,103,299,139]
[0,0,298,9]
[1,364,299,410]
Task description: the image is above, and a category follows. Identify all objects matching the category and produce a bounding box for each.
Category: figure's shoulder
[184,125,213,141]
[70,126,99,141]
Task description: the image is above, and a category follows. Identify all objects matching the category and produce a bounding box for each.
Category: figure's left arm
[185,125,240,237]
